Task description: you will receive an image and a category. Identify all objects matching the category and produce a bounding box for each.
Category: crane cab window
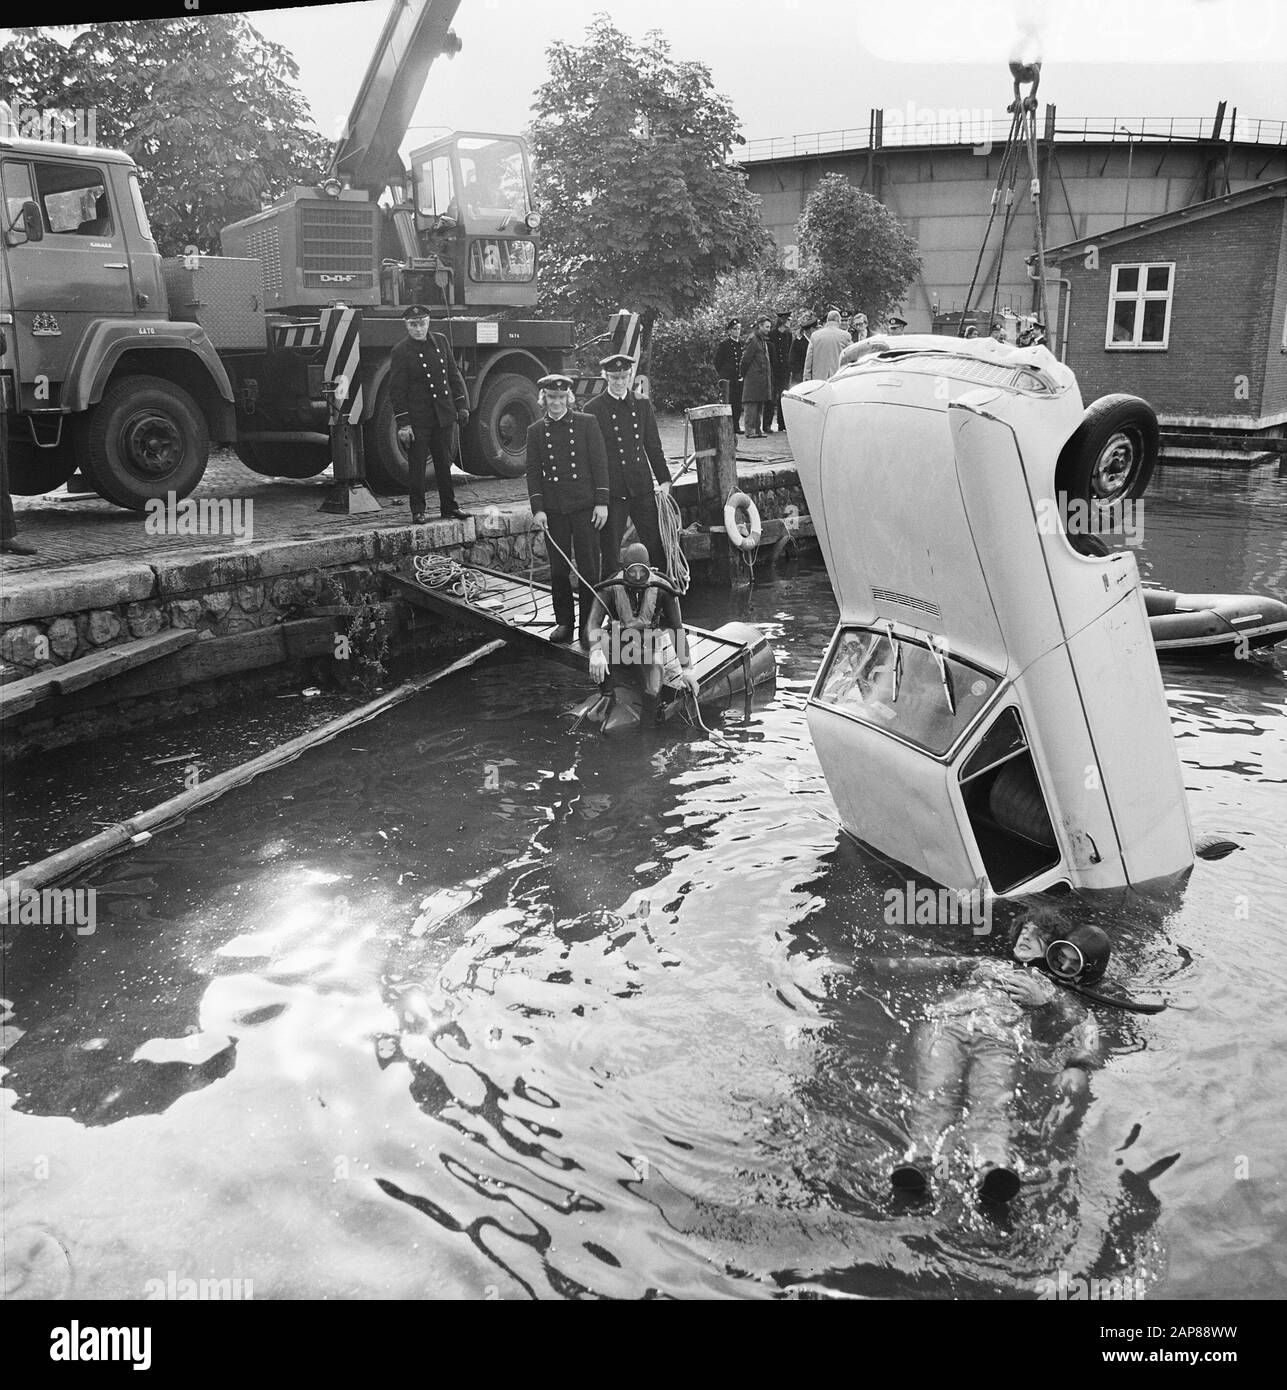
[457,136,531,229]
[416,153,455,221]
[31,161,113,236]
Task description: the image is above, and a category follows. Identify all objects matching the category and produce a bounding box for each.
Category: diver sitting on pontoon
[579,542,700,729]
[879,908,1117,1205]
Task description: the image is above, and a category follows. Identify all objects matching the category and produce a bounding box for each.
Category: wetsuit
[586,568,691,701]
[895,956,1101,1184]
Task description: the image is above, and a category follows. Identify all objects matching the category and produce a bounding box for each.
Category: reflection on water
[2,464,1285,1299]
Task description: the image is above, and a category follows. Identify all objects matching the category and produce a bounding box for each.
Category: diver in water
[579,542,700,729]
[881,907,1111,1204]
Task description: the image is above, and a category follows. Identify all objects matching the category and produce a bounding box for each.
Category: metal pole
[1120,126,1135,225]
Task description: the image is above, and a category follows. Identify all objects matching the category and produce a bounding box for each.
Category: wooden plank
[1,629,200,716]
[25,619,339,720]
[50,629,198,695]
[0,674,58,717]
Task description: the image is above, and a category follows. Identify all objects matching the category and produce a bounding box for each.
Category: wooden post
[686,403,741,587]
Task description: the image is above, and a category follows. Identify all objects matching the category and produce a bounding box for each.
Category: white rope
[657,485,690,595]
[412,553,490,604]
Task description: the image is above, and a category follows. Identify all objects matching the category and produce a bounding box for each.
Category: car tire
[465,372,538,478]
[75,374,209,511]
[1055,394,1158,507]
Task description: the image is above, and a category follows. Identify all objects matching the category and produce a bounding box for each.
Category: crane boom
[328,0,464,194]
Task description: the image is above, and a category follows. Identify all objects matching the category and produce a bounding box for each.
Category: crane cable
[959,104,1024,333]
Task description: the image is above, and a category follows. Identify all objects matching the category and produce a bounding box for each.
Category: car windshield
[813,626,999,755]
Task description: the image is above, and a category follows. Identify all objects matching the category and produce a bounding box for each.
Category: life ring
[723,491,762,551]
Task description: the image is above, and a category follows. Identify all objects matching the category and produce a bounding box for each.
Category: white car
[782,335,1193,898]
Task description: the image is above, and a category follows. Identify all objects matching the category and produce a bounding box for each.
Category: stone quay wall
[0,462,813,761]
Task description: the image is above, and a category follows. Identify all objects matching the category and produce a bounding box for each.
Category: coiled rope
[412,553,490,604]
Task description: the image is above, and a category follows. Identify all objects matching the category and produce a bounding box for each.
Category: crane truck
[0,0,575,511]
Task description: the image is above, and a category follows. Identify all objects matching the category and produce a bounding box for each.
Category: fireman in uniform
[526,374,609,646]
[583,353,670,576]
[389,304,471,524]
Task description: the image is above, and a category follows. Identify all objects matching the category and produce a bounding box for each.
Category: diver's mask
[623,561,651,588]
[1043,924,1111,985]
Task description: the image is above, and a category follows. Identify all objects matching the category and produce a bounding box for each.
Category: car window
[814,626,999,755]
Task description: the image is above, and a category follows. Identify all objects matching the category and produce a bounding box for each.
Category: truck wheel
[362,379,413,493]
[76,375,209,511]
[1055,394,1158,507]
[234,440,331,478]
[5,437,79,495]
[465,372,538,478]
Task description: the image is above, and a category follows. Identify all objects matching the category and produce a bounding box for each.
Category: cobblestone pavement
[5,415,794,575]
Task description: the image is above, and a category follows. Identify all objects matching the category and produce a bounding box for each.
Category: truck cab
[1,136,233,508]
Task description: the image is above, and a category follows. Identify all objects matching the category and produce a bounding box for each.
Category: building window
[1105,262,1173,350]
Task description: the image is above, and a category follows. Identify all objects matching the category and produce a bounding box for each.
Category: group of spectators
[712,307,908,436]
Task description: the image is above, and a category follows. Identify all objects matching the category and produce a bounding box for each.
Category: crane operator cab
[782,334,1194,900]
[405,132,541,309]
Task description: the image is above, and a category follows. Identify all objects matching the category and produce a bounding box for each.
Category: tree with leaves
[796,172,922,324]
[529,14,768,344]
[0,19,329,256]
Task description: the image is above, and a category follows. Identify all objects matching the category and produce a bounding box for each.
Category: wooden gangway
[385,560,758,696]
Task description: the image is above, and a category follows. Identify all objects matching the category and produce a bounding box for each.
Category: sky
[245,0,1287,155]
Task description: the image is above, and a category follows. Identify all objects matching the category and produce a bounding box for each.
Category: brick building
[1043,180,1287,451]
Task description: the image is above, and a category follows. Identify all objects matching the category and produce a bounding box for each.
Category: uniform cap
[598,354,635,372]
[401,304,432,320]
[538,373,574,392]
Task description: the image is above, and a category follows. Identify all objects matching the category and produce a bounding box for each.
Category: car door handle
[104,262,128,269]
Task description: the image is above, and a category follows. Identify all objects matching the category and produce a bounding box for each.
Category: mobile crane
[0,0,573,510]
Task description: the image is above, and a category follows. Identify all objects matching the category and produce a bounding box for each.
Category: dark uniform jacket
[768,327,793,385]
[525,411,609,515]
[584,391,669,499]
[389,332,469,429]
[712,336,742,385]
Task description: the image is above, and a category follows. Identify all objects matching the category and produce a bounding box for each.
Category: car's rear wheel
[1055,394,1158,507]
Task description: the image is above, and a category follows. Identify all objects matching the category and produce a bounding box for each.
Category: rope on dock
[413,553,491,602]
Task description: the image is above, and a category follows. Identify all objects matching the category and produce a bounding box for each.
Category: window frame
[1104,261,1174,351]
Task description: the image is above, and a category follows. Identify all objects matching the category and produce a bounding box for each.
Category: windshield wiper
[928,640,956,714]
[882,621,902,702]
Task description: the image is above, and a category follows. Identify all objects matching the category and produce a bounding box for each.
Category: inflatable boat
[1146,589,1287,659]
[783,333,1195,899]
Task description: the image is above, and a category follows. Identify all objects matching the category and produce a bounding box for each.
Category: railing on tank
[739,112,1287,163]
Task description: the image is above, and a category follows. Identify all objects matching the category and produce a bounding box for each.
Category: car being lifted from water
[782,335,1194,898]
